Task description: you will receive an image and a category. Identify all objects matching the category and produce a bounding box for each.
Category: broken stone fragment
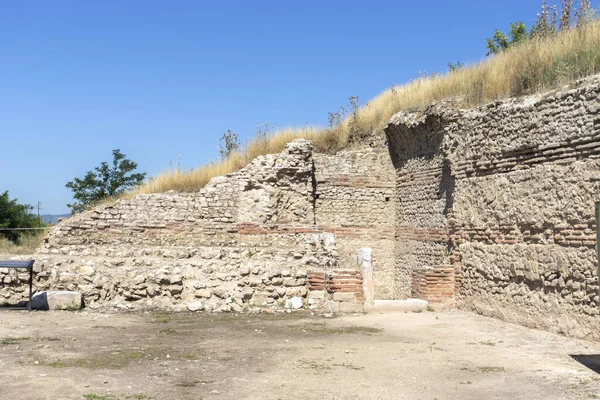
[187,301,203,311]
[242,287,254,300]
[285,296,303,309]
[271,277,283,285]
[283,278,296,286]
[250,293,268,306]
[79,265,95,276]
[167,285,183,295]
[194,289,211,298]
[211,287,228,299]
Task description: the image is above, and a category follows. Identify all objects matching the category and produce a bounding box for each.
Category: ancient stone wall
[313,150,396,299]
[0,141,328,311]
[1,139,396,311]
[386,75,600,339]
[386,111,453,299]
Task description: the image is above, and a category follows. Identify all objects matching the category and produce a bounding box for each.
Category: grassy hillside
[130,19,600,197]
[0,234,46,255]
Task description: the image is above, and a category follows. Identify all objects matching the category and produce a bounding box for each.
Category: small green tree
[509,22,530,44]
[0,191,44,243]
[65,149,146,214]
[447,61,464,72]
[486,22,529,55]
[219,129,240,159]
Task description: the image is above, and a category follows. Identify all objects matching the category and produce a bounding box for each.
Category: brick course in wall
[386,74,600,339]
[314,150,396,299]
[2,140,398,312]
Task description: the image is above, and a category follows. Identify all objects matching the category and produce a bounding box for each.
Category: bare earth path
[0,309,599,400]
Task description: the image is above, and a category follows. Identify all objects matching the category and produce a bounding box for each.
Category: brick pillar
[411,265,457,302]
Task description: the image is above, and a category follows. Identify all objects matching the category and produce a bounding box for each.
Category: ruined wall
[0,140,333,311]
[1,139,396,311]
[0,255,32,307]
[313,150,396,299]
[386,110,454,299]
[386,75,600,339]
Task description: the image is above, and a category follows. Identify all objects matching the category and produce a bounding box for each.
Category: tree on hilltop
[0,191,44,243]
[485,22,529,55]
[65,149,146,214]
[485,0,598,55]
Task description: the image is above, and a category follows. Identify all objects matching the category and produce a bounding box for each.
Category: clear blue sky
[1,0,544,214]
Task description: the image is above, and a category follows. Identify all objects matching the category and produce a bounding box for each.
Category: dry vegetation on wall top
[130,19,600,197]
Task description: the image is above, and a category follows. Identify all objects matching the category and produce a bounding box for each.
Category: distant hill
[41,214,71,225]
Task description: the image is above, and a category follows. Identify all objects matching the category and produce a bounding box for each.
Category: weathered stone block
[187,301,203,311]
[283,278,296,287]
[250,294,268,306]
[31,291,82,311]
[195,289,211,298]
[308,290,326,300]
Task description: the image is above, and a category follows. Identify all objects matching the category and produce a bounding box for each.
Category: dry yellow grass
[126,126,326,196]
[123,20,600,197]
[0,233,47,255]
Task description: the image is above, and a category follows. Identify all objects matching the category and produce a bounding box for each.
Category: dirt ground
[1,309,600,400]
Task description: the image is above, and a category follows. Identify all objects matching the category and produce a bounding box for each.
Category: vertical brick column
[411,265,456,302]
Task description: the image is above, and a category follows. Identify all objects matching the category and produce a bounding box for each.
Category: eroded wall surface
[386,75,600,338]
[1,139,396,310]
[314,150,396,299]
[2,141,332,311]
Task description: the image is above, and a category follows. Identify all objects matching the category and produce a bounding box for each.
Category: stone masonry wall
[386,74,600,339]
[0,140,334,311]
[1,139,395,311]
[313,150,396,299]
[386,111,453,299]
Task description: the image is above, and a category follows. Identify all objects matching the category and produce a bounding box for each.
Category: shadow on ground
[0,300,30,310]
[571,354,600,374]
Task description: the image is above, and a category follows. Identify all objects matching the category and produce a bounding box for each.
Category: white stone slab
[363,299,428,313]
